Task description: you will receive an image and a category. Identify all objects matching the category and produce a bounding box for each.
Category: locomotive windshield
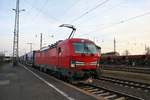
[73,42,97,54]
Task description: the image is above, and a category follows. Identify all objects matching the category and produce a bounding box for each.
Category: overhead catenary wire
[30,0,49,22]
[22,0,63,40]
[90,10,150,33]
[70,0,110,23]
[76,10,150,46]
[119,11,150,23]
[60,0,81,22]
[75,0,125,27]
[23,0,60,22]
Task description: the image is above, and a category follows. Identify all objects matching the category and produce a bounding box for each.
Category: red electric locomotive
[20,24,102,82]
[34,38,101,81]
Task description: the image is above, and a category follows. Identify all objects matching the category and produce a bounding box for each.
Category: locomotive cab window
[73,42,97,54]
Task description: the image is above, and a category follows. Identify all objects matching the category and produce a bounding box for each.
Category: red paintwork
[34,38,100,70]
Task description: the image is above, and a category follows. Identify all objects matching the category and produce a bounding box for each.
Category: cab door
[57,47,62,67]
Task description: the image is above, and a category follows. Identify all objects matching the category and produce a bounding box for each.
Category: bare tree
[124,50,130,56]
[0,52,5,62]
[145,46,150,55]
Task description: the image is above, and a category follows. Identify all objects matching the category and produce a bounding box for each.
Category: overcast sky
[0,0,150,56]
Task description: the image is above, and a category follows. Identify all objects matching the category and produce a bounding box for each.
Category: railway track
[22,64,148,100]
[75,83,143,100]
[98,76,150,92]
[103,65,150,74]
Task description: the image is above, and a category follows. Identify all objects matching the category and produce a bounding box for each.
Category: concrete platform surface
[0,63,98,100]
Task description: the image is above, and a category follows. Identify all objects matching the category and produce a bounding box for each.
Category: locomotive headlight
[70,60,75,68]
[97,61,100,67]
[97,63,100,67]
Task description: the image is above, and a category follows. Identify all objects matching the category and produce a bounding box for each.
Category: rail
[74,83,143,100]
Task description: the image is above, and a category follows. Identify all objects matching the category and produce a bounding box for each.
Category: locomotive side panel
[34,51,41,66]
[48,48,58,67]
[57,41,71,69]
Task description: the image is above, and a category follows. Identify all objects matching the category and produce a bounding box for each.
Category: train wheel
[68,77,74,84]
[40,67,43,72]
[43,67,47,72]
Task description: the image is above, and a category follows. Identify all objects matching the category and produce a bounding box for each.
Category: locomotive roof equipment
[59,24,76,39]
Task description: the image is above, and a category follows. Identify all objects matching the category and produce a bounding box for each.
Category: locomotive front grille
[90,61,97,65]
[75,61,97,66]
[75,61,85,66]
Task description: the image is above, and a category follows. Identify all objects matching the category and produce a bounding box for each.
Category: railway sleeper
[104,94,117,99]
[97,92,110,96]
[92,90,104,94]
[114,97,126,100]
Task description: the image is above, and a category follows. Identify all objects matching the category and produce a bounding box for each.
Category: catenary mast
[12,0,25,65]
